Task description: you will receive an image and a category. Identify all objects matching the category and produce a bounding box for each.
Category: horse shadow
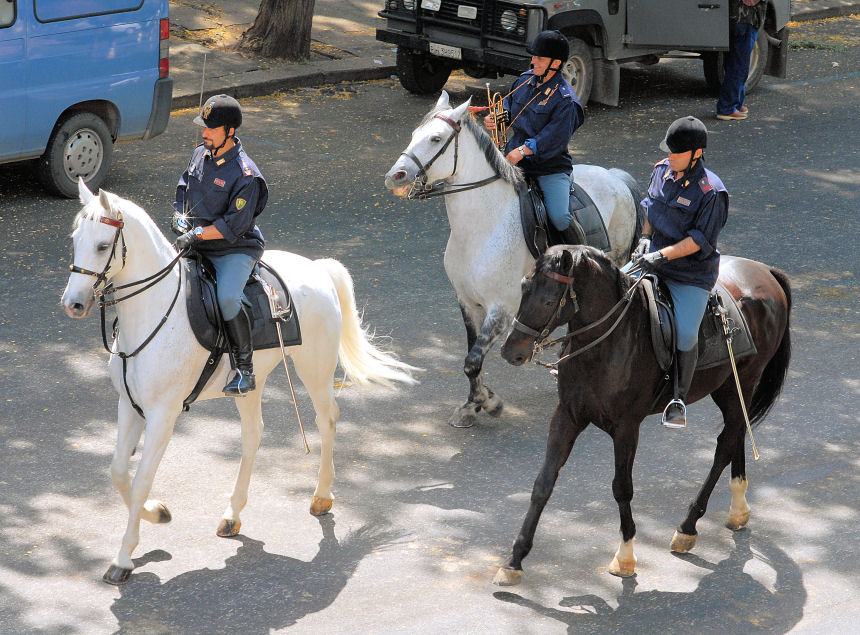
[109,515,403,634]
[493,531,805,634]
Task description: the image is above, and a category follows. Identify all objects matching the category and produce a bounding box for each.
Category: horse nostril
[72,302,84,312]
[394,170,407,182]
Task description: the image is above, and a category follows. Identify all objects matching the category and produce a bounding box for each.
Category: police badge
[203,102,213,120]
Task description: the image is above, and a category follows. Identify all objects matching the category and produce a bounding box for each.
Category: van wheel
[397,48,452,95]
[38,112,113,198]
[702,31,768,96]
[561,37,593,106]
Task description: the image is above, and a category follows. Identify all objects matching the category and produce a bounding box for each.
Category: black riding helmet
[526,30,570,63]
[659,116,708,154]
[194,94,242,131]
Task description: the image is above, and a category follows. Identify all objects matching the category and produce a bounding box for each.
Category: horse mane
[564,246,629,298]
[420,104,524,187]
[72,191,172,252]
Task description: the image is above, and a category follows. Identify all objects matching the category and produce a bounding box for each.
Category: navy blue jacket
[503,70,584,177]
[641,159,728,290]
[175,139,267,259]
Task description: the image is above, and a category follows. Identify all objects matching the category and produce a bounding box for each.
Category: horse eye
[97,242,110,253]
[430,135,441,143]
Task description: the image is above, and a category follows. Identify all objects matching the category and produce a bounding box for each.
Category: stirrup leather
[661,399,687,429]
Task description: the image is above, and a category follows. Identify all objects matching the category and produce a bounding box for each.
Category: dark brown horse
[494,245,791,586]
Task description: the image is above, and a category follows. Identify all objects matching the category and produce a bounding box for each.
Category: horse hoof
[103,564,133,585]
[484,395,504,418]
[155,503,171,524]
[492,567,523,586]
[310,496,333,516]
[449,407,476,428]
[216,518,242,537]
[144,500,171,524]
[608,555,636,577]
[725,509,750,531]
[670,530,697,553]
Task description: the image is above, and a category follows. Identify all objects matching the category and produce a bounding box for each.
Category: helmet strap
[211,126,235,158]
[535,59,560,83]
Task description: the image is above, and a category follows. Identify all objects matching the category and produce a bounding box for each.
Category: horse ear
[450,97,472,122]
[78,177,94,206]
[435,90,450,110]
[560,248,574,273]
[98,189,114,216]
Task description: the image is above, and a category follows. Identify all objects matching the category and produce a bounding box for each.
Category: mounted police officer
[484,29,584,233]
[173,94,268,396]
[631,116,728,428]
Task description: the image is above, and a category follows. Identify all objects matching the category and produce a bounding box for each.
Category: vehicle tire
[397,48,452,95]
[702,30,768,96]
[38,112,113,198]
[561,37,593,106]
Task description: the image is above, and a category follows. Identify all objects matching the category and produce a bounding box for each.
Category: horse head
[61,178,127,318]
[384,91,472,199]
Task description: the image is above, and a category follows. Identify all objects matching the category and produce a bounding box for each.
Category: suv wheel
[39,112,113,198]
[561,37,593,106]
[397,48,452,95]
[702,31,768,96]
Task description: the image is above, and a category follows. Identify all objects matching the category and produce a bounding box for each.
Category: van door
[0,0,27,158]
[626,0,728,50]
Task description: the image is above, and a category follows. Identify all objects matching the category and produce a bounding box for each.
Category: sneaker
[716,110,748,121]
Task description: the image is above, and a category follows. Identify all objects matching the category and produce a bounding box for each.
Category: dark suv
[376,0,790,105]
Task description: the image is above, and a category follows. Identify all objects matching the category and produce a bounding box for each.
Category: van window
[35,0,143,23]
[0,0,15,28]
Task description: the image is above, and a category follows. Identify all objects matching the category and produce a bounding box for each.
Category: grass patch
[789,39,847,52]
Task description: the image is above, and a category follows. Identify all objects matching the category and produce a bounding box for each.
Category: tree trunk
[240,0,317,60]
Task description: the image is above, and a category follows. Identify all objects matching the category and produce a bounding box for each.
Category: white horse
[385,91,640,428]
[61,180,417,584]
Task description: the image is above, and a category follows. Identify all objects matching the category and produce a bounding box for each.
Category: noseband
[400,113,499,200]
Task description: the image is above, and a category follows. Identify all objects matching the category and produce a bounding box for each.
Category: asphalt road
[1,16,857,634]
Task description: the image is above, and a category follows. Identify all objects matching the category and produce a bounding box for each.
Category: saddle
[180,254,302,407]
[518,176,612,259]
[640,275,757,372]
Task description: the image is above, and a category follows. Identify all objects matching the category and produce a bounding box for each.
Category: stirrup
[661,399,687,429]
[223,369,255,396]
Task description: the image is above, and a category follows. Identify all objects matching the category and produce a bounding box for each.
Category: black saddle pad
[182,255,301,352]
[642,276,757,372]
[518,176,611,259]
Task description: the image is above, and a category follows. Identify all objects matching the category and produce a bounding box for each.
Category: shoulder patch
[699,177,713,193]
[241,158,253,177]
[235,198,247,211]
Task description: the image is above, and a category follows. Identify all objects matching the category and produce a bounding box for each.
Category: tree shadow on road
[493,530,805,634]
[109,515,402,634]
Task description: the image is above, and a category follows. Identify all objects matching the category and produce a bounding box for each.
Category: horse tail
[315,258,419,389]
[608,168,645,257]
[748,267,792,426]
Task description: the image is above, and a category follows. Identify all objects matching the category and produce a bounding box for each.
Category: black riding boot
[223,306,256,396]
[662,344,698,429]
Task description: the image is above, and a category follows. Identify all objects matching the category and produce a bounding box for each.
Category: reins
[401,113,500,200]
[69,213,187,417]
[512,261,648,368]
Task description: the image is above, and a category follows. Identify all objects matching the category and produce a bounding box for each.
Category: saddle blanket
[643,276,757,372]
[518,178,611,259]
[182,256,302,353]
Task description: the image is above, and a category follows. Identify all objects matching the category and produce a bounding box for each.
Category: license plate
[421,0,441,10]
[429,42,462,60]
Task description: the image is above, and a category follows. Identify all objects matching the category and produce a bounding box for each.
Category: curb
[171,64,397,109]
[792,4,859,20]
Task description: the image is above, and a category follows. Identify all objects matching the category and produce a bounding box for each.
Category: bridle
[511,256,647,367]
[400,113,500,200]
[69,212,186,418]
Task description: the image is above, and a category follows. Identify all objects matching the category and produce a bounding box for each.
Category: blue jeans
[537,173,573,231]
[663,279,711,352]
[207,252,257,321]
[716,22,759,115]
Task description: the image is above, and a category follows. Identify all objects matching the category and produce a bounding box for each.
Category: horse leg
[104,408,178,585]
[290,346,340,516]
[110,399,171,526]
[671,380,746,552]
[217,380,267,537]
[725,434,751,531]
[451,304,508,428]
[494,405,585,586]
[608,426,640,577]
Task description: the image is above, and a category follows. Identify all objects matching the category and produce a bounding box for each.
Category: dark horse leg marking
[494,405,587,584]
[451,304,509,427]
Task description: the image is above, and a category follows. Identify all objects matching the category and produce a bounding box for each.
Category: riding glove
[638,250,667,272]
[174,230,199,252]
[632,234,651,260]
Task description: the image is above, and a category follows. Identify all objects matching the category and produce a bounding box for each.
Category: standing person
[174,94,269,395]
[484,30,584,232]
[716,0,766,121]
[631,116,728,428]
